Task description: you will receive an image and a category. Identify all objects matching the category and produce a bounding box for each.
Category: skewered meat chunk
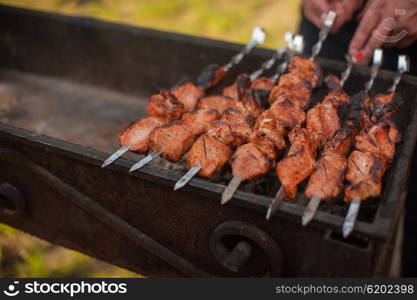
[220,107,252,125]
[304,153,347,200]
[322,127,357,157]
[269,73,313,108]
[355,119,401,166]
[171,82,205,111]
[231,141,276,181]
[223,74,251,101]
[344,119,401,203]
[198,95,237,114]
[269,97,306,129]
[118,116,167,153]
[147,92,185,122]
[276,126,317,200]
[149,108,219,162]
[187,119,251,178]
[287,56,322,89]
[188,134,233,178]
[344,151,385,202]
[207,120,252,148]
[196,64,227,92]
[251,111,287,151]
[250,77,275,91]
[304,128,356,200]
[364,92,403,122]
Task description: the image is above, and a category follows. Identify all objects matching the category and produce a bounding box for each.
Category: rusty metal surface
[0,4,416,277]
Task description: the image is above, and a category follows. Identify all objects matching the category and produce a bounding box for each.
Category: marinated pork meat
[147,91,185,122]
[118,116,167,153]
[171,82,205,111]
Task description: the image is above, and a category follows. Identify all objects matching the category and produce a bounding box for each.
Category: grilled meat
[188,134,233,178]
[344,151,385,202]
[198,95,238,114]
[147,91,185,122]
[344,119,401,202]
[304,128,356,200]
[196,64,227,92]
[304,153,347,200]
[118,116,167,153]
[149,108,220,162]
[250,77,275,91]
[223,74,251,101]
[306,76,351,151]
[171,82,205,111]
[276,126,317,199]
[230,56,321,184]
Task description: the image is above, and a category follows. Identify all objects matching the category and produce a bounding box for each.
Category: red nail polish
[354,50,365,62]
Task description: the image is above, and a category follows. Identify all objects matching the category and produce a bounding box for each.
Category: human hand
[303,0,363,32]
[349,0,417,65]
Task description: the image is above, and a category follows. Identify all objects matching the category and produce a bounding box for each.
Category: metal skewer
[221,35,305,206]
[343,53,408,238]
[310,10,337,60]
[174,44,288,191]
[301,52,364,226]
[102,27,266,169]
[265,11,337,220]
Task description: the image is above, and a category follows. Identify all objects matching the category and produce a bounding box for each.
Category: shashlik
[276,75,350,200]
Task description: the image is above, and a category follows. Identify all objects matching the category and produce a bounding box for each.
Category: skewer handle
[388,55,410,93]
[310,10,337,60]
[364,49,383,92]
[224,27,266,72]
[270,34,304,84]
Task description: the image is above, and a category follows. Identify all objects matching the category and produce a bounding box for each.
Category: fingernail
[353,50,365,62]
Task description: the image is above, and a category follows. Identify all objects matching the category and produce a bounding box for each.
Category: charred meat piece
[304,128,356,200]
[171,82,205,111]
[355,119,401,166]
[118,116,167,153]
[231,140,276,181]
[276,126,317,200]
[269,97,306,130]
[187,134,232,178]
[147,92,185,122]
[364,92,403,122]
[287,56,322,89]
[344,151,385,202]
[198,95,238,114]
[269,73,313,108]
[305,153,347,200]
[186,120,251,178]
[223,74,251,101]
[196,64,227,92]
[250,77,275,91]
[149,108,219,162]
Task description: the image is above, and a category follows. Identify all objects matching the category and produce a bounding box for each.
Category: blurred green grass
[0,0,301,277]
[0,0,301,48]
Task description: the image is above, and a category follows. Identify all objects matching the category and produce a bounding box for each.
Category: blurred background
[0,0,301,277]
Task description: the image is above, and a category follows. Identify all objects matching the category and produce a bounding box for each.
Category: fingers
[349,6,382,55]
[359,21,391,65]
[331,0,362,33]
[303,0,331,28]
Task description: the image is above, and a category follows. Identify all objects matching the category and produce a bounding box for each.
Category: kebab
[128,38,293,172]
[342,55,409,238]
[130,39,298,172]
[266,49,383,221]
[221,11,337,206]
[101,27,266,168]
[173,36,301,191]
